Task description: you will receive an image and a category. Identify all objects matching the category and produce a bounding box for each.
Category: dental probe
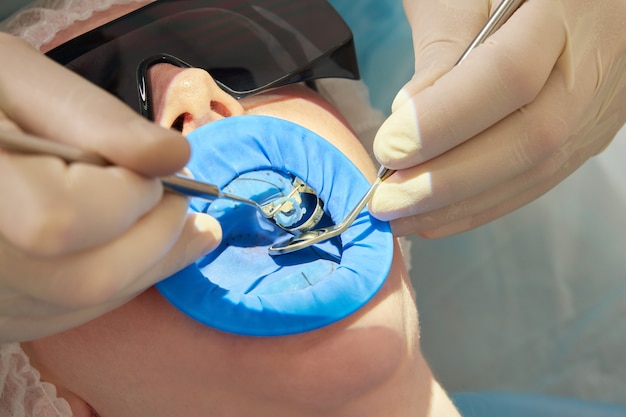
[0,128,302,222]
[268,0,526,254]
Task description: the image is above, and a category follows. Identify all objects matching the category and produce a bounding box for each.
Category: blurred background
[410,132,626,405]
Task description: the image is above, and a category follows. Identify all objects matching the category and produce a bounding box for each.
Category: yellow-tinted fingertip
[373,100,422,168]
[187,212,222,258]
[390,88,412,112]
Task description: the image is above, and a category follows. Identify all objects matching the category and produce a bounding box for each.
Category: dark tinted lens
[46,0,358,108]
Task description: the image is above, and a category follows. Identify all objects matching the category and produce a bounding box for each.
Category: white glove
[371,0,626,237]
[0,35,222,342]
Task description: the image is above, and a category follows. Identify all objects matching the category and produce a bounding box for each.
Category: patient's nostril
[171,113,186,132]
[210,100,232,118]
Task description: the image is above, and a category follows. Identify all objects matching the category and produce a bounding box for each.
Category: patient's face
[24,3,431,417]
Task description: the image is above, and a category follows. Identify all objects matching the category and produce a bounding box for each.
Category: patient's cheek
[278,326,407,411]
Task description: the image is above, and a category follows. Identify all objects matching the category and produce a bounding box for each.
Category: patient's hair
[0,0,145,49]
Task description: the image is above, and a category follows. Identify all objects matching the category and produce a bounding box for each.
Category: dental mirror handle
[269,0,527,254]
[456,0,525,65]
[378,0,525,186]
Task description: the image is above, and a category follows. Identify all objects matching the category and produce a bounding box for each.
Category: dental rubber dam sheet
[156,115,393,336]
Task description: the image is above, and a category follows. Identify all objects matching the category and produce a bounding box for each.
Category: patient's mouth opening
[262,175,325,232]
[222,169,327,235]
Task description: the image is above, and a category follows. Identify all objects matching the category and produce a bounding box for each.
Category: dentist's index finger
[0,34,190,177]
[376,1,567,169]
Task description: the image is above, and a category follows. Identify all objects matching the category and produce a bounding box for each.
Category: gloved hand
[370,0,626,238]
[0,34,222,343]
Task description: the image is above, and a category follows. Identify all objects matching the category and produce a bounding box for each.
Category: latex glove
[370,0,626,238]
[0,34,222,343]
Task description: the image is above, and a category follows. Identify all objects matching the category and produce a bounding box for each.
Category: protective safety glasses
[45,0,360,119]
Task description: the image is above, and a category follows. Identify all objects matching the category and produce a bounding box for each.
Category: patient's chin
[280,326,407,413]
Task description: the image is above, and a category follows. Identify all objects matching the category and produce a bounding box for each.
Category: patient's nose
[148,65,244,134]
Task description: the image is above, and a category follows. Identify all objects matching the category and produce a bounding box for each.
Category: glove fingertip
[187,213,223,258]
[369,183,408,220]
[390,88,412,112]
[374,102,422,168]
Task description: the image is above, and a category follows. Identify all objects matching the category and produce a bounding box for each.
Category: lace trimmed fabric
[0,343,72,417]
[0,0,148,50]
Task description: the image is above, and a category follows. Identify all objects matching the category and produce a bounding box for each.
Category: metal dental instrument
[268,0,525,255]
[269,166,394,255]
[456,0,526,65]
[0,129,319,230]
